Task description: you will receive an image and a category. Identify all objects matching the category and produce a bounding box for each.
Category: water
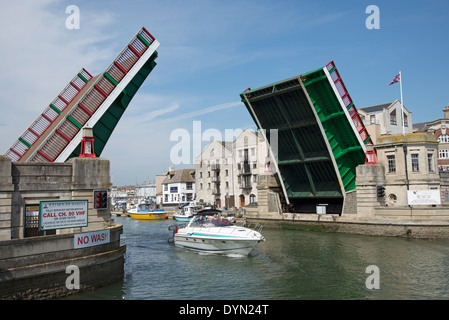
[70,217,449,300]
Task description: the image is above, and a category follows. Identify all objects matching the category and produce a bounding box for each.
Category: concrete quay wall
[0,223,124,299]
[0,156,125,299]
[245,211,449,239]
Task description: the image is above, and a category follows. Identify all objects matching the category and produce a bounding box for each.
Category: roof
[217,141,233,152]
[161,169,195,184]
[359,102,394,113]
[413,122,430,132]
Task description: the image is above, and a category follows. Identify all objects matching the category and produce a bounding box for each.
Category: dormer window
[390,110,397,125]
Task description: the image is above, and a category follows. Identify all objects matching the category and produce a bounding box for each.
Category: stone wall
[0,156,124,299]
[0,156,112,240]
[0,223,124,299]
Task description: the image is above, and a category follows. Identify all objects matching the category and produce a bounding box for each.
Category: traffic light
[376,185,385,198]
[93,189,108,209]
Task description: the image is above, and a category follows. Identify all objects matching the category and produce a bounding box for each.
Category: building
[195,130,270,209]
[374,133,440,207]
[161,168,195,206]
[358,100,413,144]
[413,106,449,171]
[155,174,166,204]
[135,184,156,199]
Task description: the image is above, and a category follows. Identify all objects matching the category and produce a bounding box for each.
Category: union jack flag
[388,74,400,85]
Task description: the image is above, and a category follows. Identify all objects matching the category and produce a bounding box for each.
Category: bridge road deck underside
[241,66,367,214]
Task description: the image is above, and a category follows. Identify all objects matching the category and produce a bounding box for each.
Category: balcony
[211,163,220,171]
[238,162,251,175]
[212,188,221,195]
[239,182,252,189]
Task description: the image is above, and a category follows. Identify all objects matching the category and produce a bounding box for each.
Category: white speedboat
[169,209,265,256]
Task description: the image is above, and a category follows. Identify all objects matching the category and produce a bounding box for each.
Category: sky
[0,0,448,186]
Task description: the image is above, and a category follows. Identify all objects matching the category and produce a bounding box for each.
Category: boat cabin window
[139,204,150,211]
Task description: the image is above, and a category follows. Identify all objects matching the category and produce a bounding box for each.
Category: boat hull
[128,211,166,220]
[174,236,261,255]
[173,226,264,255]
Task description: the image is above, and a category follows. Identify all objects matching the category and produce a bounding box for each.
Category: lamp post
[79,126,96,158]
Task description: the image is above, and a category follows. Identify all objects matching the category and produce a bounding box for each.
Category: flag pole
[399,70,405,135]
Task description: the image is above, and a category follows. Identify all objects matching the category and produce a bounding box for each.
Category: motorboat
[169,209,264,256]
[173,201,202,222]
[127,203,166,220]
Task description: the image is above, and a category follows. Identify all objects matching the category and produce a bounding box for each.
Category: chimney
[444,106,449,119]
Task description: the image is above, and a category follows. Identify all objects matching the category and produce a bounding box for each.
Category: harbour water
[70,216,449,300]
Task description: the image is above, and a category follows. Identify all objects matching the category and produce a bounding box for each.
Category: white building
[195,130,270,208]
[358,100,413,144]
[135,184,156,199]
[161,169,195,206]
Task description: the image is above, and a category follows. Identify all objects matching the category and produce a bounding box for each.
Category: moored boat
[173,201,203,222]
[127,203,166,220]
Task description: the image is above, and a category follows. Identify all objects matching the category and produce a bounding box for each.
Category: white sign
[39,200,88,231]
[407,190,441,205]
[74,229,110,249]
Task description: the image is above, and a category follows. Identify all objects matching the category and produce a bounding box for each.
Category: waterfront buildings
[195,130,270,209]
[161,168,195,206]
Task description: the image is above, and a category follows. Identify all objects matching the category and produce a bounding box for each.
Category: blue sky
[0,0,448,186]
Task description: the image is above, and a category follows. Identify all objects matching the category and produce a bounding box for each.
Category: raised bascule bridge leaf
[240,61,372,214]
[5,27,159,163]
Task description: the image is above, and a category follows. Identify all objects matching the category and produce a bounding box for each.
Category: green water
[70,216,449,300]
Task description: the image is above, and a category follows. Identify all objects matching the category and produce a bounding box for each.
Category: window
[411,154,419,172]
[403,113,408,127]
[439,149,449,159]
[387,155,396,173]
[370,115,375,124]
[226,181,229,189]
[427,154,434,172]
[186,182,193,190]
[200,172,202,178]
[438,134,449,143]
[200,183,203,190]
[390,110,397,125]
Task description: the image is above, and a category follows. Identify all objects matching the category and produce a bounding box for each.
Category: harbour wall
[245,166,449,239]
[0,156,125,299]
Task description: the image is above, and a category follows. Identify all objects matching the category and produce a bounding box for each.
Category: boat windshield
[191,214,233,227]
[139,204,150,211]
